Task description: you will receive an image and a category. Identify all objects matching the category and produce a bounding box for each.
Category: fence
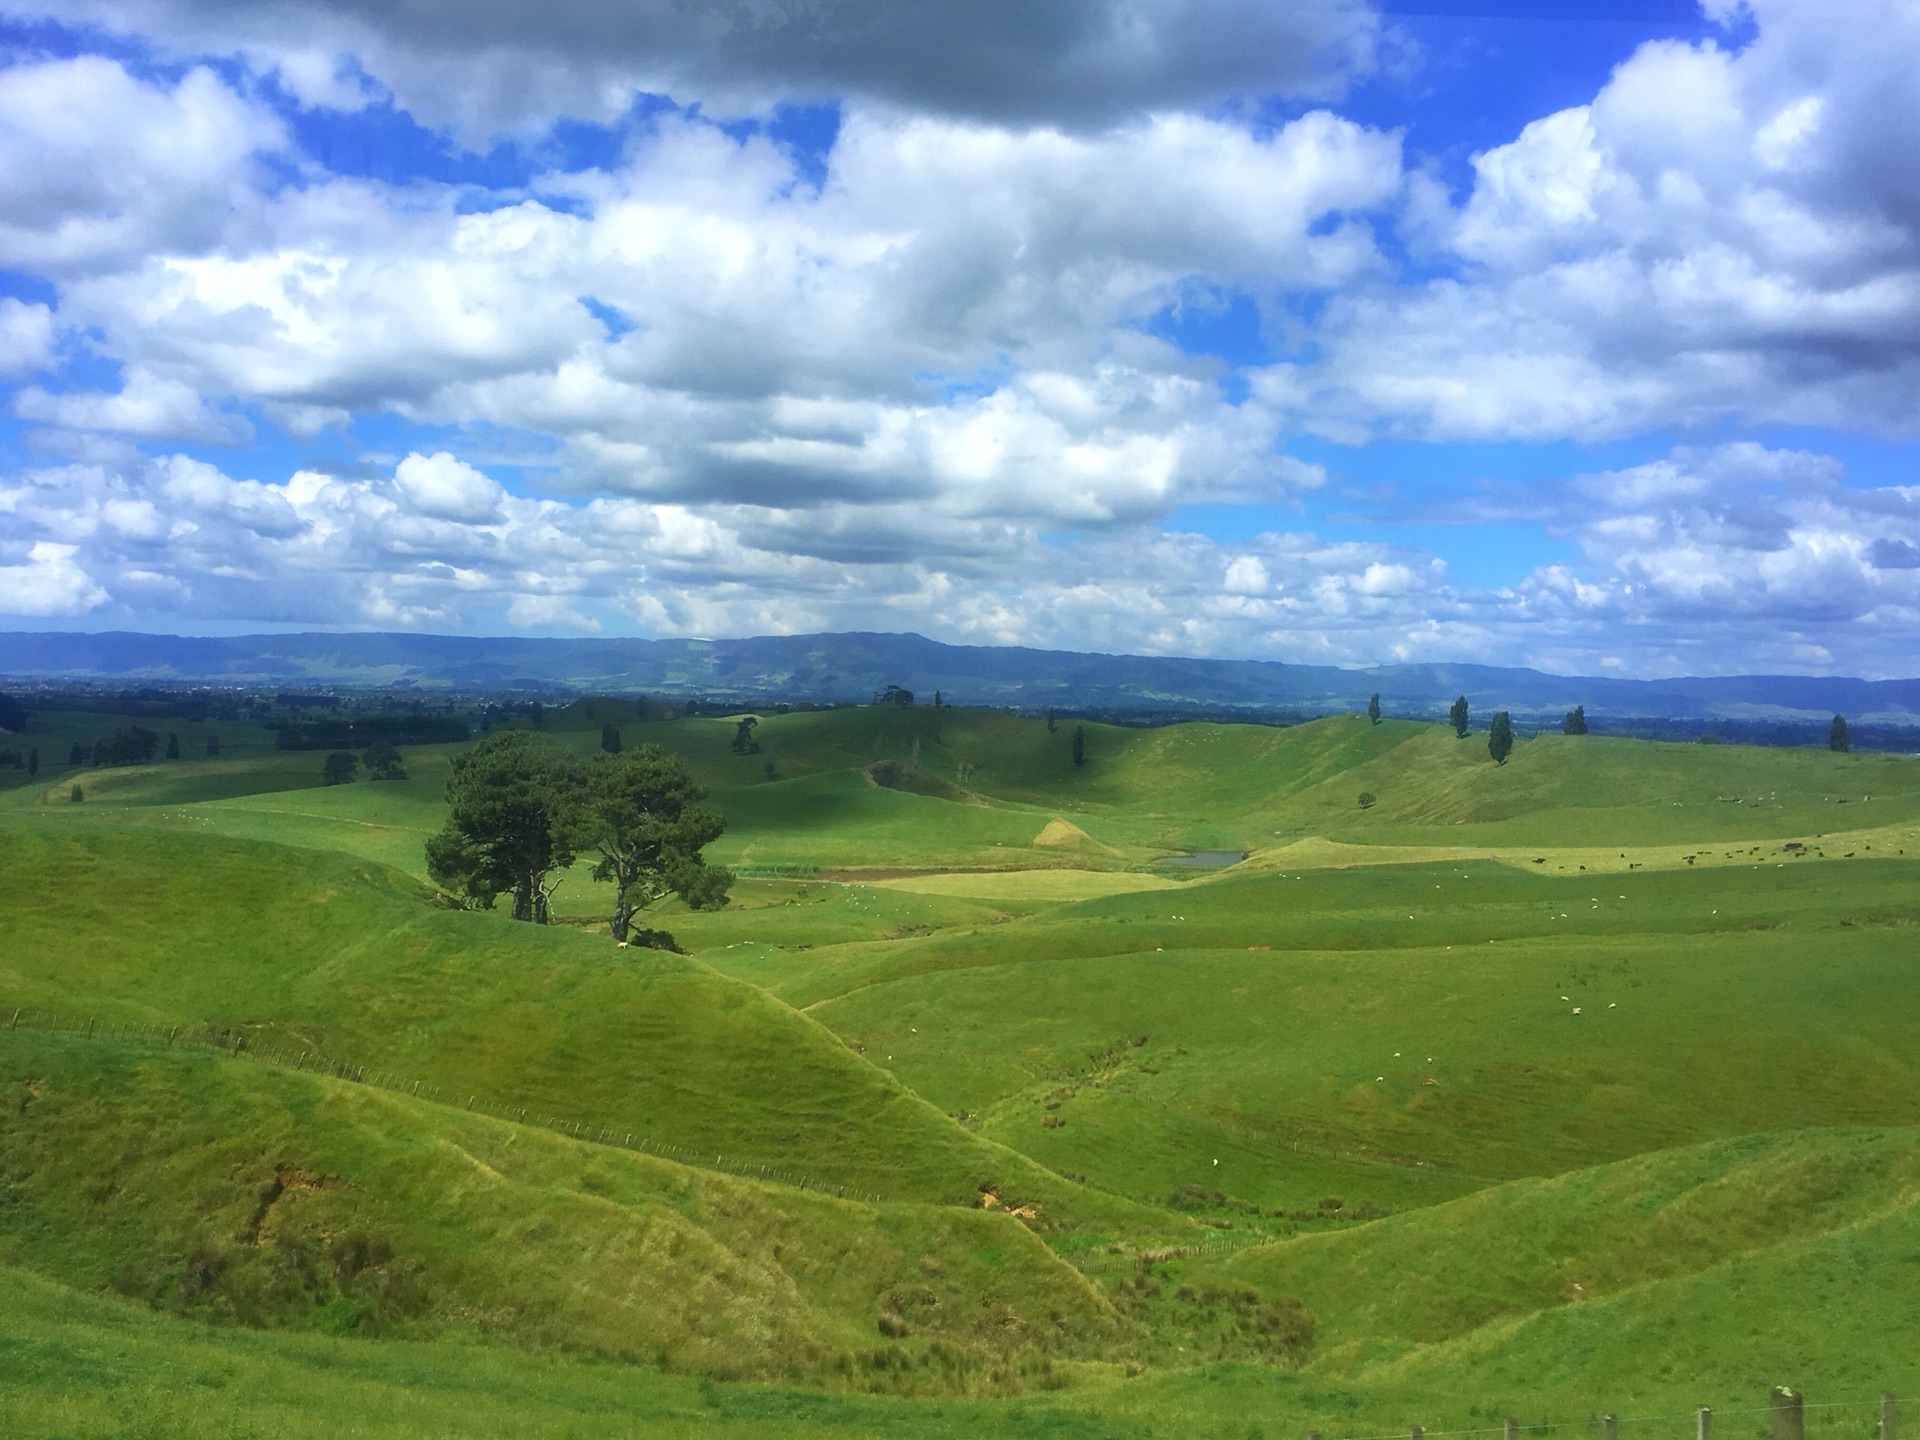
[3,1004,886,1205]
[1312,1392,1899,1440]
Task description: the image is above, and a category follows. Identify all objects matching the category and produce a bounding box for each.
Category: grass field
[2,699,1917,1434]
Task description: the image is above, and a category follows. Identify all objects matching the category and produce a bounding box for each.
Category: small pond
[1154,850,1246,868]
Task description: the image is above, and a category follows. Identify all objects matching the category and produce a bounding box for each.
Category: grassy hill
[2,695,1916,1429]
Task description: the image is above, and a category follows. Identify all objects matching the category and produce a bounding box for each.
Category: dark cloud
[43,0,1377,134]
[1869,537,1920,569]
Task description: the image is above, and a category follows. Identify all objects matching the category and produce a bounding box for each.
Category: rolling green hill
[2,695,1917,1432]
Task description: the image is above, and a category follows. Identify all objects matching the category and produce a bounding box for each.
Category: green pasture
[1,695,1918,1429]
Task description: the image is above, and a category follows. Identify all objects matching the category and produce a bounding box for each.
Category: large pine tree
[1488,711,1513,765]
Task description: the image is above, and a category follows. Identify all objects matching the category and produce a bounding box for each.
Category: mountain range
[3,630,1918,735]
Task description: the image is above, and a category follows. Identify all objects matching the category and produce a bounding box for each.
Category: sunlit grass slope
[0,1029,1120,1389]
[1199,1127,1920,1355]
[0,821,1155,1227]
[770,857,1920,1216]
[26,705,1920,885]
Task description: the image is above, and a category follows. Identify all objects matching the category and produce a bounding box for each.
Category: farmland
[2,696,1917,1437]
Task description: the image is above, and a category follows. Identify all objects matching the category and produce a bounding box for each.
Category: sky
[0,0,1916,678]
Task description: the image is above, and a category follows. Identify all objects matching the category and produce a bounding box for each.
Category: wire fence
[1307,1391,1900,1440]
[2,1004,886,1205]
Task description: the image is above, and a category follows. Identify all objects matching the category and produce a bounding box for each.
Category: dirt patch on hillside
[1032,818,1119,855]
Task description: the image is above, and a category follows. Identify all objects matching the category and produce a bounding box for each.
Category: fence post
[1507,1419,1519,1440]
[1771,1389,1804,1440]
[1411,1426,1423,1440]
[1698,1407,1712,1440]
[9,1008,17,1030]
[1882,1394,1897,1440]
[1604,1415,1617,1440]
[86,1017,94,1038]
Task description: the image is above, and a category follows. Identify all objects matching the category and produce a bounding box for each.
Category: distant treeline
[1585,717,1920,751]
[20,687,227,721]
[273,716,471,750]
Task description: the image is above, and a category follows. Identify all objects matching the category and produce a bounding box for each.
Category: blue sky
[0,0,1916,676]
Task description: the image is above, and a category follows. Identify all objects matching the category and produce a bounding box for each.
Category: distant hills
[3,629,1918,735]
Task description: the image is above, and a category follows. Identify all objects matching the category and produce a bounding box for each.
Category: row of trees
[425,731,731,940]
[321,740,408,786]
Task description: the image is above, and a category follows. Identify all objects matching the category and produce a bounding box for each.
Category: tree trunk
[511,876,533,922]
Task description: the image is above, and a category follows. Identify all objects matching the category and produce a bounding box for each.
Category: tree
[27,748,37,778]
[874,684,914,707]
[600,724,622,754]
[1071,725,1087,767]
[1449,695,1470,738]
[69,741,83,766]
[527,700,546,726]
[1367,693,1381,725]
[1563,705,1588,736]
[205,735,220,758]
[165,733,180,760]
[1045,707,1057,734]
[69,784,83,803]
[0,691,25,732]
[574,745,732,944]
[426,731,582,923]
[730,716,759,754]
[90,727,159,767]
[1357,791,1376,809]
[933,690,943,708]
[363,739,407,780]
[1488,711,1513,765]
[322,751,360,786]
[1830,714,1850,752]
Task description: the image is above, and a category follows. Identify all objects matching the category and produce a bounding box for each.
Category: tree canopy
[427,730,582,923]
[1367,693,1380,725]
[1449,695,1470,738]
[1071,725,1087,767]
[600,724,622,754]
[1830,714,1850,752]
[426,731,730,939]
[575,746,732,943]
[1488,711,1513,765]
[321,751,360,786]
[0,691,25,733]
[363,739,407,780]
[1563,705,1588,735]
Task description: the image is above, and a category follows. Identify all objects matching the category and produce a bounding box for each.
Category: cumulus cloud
[0,299,56,378]
[1471,443,1920,674]
[0,541,108,617]
[393,451,506,523]
[0,2,1916,680]
[25,0,1377,139]
[0,57,284,274]
[15,370,250,444]
[46,94,1391,526]
[1285,0,1920,440]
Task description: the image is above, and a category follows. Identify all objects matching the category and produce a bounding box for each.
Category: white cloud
[1289,0,1920,440]
[0,541,108,617]
[394,451,506,523]
[15,369,249,444]
[0,299,56,378]
[0,57,283,274]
